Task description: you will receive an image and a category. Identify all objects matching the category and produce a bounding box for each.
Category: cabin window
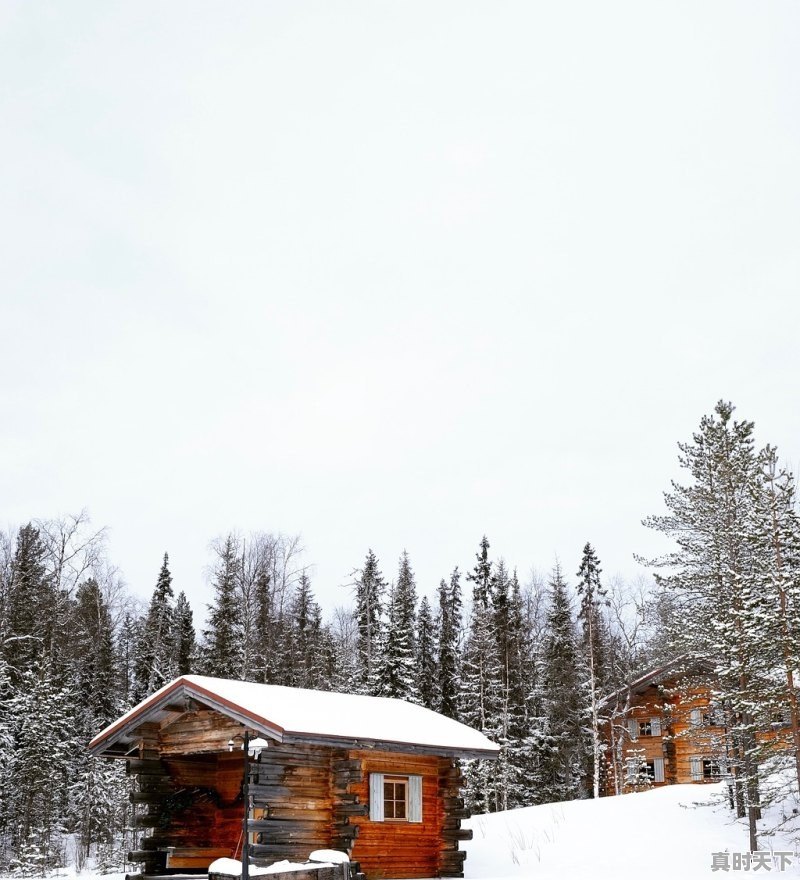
[369,772,423,823]
[625,757,664,784]
[690,757,722,781]
[627,716,662,739]
[383,777,407,820]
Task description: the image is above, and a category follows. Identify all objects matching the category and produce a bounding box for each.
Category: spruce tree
[643,401,765,849]
[116,612,140,708]
[253,569,275,683]
[173,591,196,676]
[71,579,118,729]
[4,524,53,680]
[202,536,244,678]
[460,538,503,811]
[538,563,585,802]
[2,665,76,866]
[416,596,439,710]
[466,535,492,608]
[749,447,800,790]
[576,542,608,799]
[353,550,386,695]
[501,568,535,808]
[288,572,327,688]
[378,552,419,702]
[133,553,176,699]
[438,568,462,720]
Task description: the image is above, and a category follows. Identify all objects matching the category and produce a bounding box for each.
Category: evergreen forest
[2,401,800,871]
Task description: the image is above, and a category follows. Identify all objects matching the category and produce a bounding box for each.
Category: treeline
[2,400,798,869]
[0,513,657,873]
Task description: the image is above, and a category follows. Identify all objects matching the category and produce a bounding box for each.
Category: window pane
[395,799,406,819]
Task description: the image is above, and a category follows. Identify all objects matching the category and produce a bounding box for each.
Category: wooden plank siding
[347,751,442,880]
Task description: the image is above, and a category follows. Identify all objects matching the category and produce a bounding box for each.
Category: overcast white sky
[2,2,799,617]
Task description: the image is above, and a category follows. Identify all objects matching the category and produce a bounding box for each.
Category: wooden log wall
[346,749,450,880]
[437,759,471,878]
[126,722,174,875]
[248,742,335,866]
[329,751,365,856]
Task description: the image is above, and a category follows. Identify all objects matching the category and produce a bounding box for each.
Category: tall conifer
[416,596,439,710]
[173,591,196,676]
[378,552,419,702]
[133,553,176,700]
[438,568,462,720]
[202,537,244,678]
[643,401,765,848]
[539,563,584,802]
[353,549,386,695]
[576,542,608,799]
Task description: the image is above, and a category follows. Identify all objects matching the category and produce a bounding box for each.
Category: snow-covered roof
[599,655,714,711]
[89,675,500,759]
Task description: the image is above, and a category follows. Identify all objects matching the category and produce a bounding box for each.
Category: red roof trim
[88,677,286,752]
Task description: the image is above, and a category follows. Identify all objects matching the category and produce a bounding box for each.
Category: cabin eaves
[89,674,500,760]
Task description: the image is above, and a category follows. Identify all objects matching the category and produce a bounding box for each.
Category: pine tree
[133,553,176,699]
[3,524,53,680]
[71,579,118,729]
[2,665,76,867]
[67,580,128,871]
[643,401,766,849]
[460,538,504,811]
[116,612,140,708]
[288,572,327,689]
[467,535,492,608]
[500,568,535,808]
[416,596,439,710]
[438,568,462,720]
[576,542,608,799]
[746,446,800,791]
[378,552,419,702]
[538,563,585,803]
[353,550,386,695]
[253,569,275,683]
[173,591,196,676]
[202,536,244,678]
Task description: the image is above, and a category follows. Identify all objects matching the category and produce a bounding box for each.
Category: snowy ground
[464,781,800,880]
[6,780,800,880]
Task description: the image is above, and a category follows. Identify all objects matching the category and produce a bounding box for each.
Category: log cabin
[601,657,794,795]
[89,675,499,879]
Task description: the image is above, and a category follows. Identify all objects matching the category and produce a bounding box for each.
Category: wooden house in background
[601,657,792,795]
[89,676,499,879]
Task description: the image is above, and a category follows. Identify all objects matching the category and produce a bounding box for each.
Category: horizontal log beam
[248,818,329,832]
[442,828,473,841]
[332,804,368,817]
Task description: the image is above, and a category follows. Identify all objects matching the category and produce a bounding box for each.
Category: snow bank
[252,860,335,875]
[464,782,800,880]
[308,851,349,864]
[209,858,245,875]
[208,857,338,877]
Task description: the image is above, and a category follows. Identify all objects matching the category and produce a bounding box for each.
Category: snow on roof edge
[90,675,500,757]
